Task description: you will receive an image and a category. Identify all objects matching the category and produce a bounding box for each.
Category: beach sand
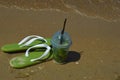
[0,5,120,80]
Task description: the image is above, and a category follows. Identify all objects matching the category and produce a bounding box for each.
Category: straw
[60,18,67,44]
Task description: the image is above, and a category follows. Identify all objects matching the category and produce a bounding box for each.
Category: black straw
[60,18,67,44]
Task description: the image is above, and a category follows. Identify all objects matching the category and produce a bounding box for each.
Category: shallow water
[0,0,120,21]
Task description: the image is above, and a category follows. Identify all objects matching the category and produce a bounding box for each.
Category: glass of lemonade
[51,31,72,64]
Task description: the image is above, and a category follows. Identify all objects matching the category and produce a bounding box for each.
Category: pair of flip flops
[1,35,53,68]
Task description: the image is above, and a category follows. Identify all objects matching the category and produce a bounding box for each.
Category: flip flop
[10,44,52,68]
[1,35,51,53]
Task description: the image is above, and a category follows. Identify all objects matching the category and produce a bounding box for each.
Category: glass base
[53,60,66,65]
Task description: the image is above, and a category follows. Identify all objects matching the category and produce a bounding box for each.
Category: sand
[0,0,120,21]
[0,6,120,80]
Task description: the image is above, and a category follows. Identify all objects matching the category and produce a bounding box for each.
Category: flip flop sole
[10,49,53,68]
[1,38,51,53]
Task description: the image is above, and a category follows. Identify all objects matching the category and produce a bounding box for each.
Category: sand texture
[0,1,120,80]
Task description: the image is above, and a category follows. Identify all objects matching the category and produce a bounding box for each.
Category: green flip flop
[10,44,53,68]
[1,35,51,53]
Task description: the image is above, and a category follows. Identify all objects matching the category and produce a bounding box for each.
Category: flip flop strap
[25,44,51,62]
[18,35,47,47]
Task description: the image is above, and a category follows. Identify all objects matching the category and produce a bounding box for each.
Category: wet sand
[0,5,120,80]
[0,0,120,21]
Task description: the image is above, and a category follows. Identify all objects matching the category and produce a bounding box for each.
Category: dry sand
[0,6,120,80]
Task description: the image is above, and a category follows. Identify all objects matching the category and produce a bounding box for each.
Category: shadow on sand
[65,51,83,63]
